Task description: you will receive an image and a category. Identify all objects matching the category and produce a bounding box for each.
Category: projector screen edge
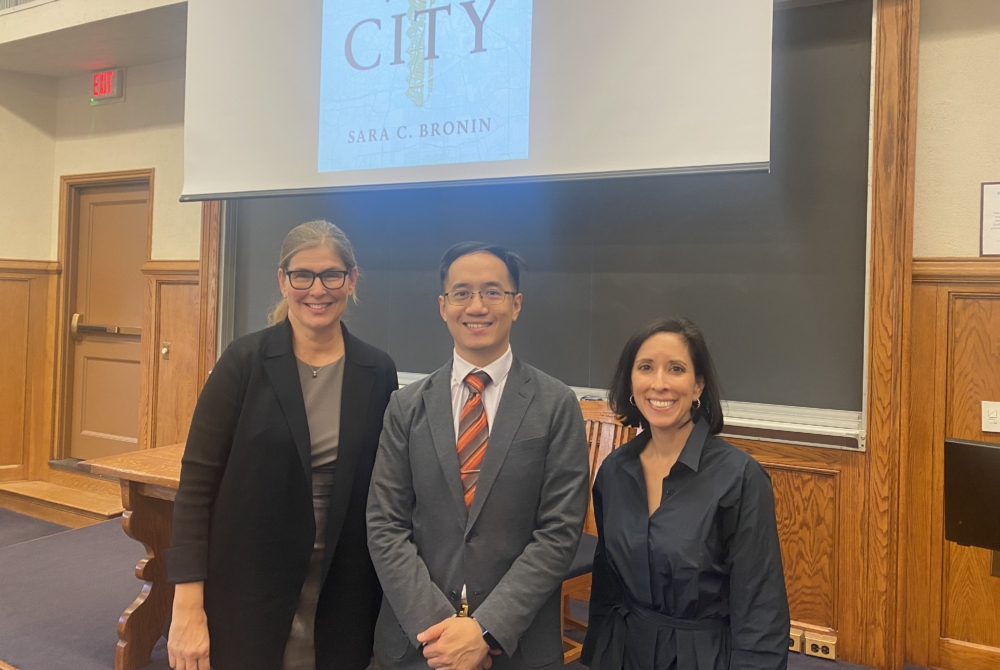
[179,161,771,202]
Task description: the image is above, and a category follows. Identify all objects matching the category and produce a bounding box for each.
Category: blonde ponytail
[269,301,290,325]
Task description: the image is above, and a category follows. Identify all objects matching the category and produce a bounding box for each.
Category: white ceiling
[0,3,186,78]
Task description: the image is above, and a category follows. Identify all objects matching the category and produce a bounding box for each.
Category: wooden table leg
[116,480,175,670]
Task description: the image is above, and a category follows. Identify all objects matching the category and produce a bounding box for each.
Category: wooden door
[905,277,1000,670]
[67,184,149,460]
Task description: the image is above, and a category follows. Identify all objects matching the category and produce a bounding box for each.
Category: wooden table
[83,445,184,670]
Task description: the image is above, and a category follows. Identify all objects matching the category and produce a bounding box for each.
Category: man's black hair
[439,242,525,292]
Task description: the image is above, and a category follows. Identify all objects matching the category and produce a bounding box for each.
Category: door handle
[71,313,141,340]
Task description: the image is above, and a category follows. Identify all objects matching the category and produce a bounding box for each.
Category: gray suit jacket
[367,356,589,670]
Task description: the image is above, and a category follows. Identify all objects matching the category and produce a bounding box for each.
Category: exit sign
[91,68,124,104]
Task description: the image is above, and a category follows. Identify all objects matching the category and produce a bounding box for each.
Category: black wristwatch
[473,618,503,652]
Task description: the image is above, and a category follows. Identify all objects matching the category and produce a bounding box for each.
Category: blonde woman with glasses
[166,220,398,670]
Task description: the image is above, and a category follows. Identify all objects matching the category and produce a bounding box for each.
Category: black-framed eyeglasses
[442,289,517,306]
[284,268,352,290]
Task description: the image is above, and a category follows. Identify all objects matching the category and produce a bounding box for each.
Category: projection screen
[182,0,773,200]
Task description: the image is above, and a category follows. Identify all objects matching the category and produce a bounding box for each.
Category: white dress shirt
[450,346,513,440]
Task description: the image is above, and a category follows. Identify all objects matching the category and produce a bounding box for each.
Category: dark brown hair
[607,317,724,434]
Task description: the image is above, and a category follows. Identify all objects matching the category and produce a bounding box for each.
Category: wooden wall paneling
[902,281,942,668]
[141,261,201,275]
[938,638,1000,670]
[0,277,32,482]
[0,260,61,274]
[764,464,838,630]
[865,0,921,666]
[904,267,1000,670]
[0,262,60,484]
[198,202,222,386]
[941,291,1000,650]
[924,283,951,670]
[912,258,1000,284]
[138,262,200,451]
[34,269,62,480]
[153,283,201,449]
[728,437,864,658]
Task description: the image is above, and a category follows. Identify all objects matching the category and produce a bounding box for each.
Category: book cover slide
[319,0,533,173]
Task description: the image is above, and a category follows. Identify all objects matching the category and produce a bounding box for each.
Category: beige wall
[53,58,200,260]
[914,0,1000,258]
[0,70,57,260]
[0,58,200,261]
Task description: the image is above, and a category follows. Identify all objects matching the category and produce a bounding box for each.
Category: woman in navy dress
[582,318,789,670]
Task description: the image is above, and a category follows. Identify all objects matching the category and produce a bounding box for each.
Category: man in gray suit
[367,242,589,670]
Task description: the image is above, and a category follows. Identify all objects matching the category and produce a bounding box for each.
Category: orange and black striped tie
[458,371,491,508]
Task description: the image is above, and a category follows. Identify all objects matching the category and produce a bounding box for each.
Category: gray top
[285,355,344,670]
[295,355,344,469]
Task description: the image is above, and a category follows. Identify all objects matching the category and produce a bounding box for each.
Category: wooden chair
[561,401,637,663]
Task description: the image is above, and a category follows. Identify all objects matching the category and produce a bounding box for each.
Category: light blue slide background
[319,0,532,172]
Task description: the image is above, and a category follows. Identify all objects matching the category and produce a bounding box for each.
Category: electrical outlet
[804,631,837,660]
[983,401,1000,433]
[788,627,804,653]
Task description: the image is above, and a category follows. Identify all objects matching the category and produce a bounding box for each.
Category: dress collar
[451,345,513,388]
[621,417,710,474]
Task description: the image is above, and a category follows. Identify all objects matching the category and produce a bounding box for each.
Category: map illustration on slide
[318,0,532,173]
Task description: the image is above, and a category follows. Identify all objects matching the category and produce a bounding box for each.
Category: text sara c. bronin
[347,118,492,144]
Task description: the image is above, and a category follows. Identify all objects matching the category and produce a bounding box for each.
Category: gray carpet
[0,517,144,670]
[0,508,68,549]
[0,511,925,670]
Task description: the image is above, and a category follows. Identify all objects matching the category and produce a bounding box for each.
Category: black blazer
[166,319,398,670]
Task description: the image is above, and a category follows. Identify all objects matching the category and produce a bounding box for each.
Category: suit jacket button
[450,590,459,600]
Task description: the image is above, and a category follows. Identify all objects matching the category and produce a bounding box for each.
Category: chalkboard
[231,0,872,412]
